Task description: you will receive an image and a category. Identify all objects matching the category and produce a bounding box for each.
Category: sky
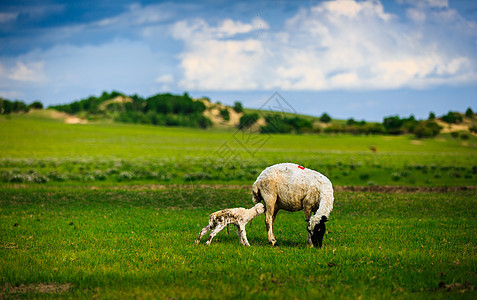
[0,0,476,121]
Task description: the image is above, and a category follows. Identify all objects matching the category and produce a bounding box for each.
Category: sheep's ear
[321,216,328,223]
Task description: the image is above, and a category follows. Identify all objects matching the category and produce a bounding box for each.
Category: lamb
[195,203,265,246]
[252,163,334,248]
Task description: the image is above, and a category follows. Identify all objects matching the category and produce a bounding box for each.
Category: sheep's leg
[265,210,275,246]
[304,208,314,246]
[195,224,211,244]
[265,207,280,246]
[262,192,278,246]
[303,194,319,247]
[205,224,226,245]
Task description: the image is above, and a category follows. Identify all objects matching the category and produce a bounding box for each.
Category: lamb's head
[307,216,328,248]
[253,203,265,215]
[252,190,262,204]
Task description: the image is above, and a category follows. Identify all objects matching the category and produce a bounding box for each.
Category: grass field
[1,187,476,298]
[1,112,476,187]
[0,112,476,298]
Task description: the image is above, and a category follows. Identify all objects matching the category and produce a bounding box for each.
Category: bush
[259,115,312,134]
[413,121,442,138]
[260,115,293,134]
[320,113,332,123]
[239,113,259,129]
[219,108,230,121]
[383,115,404,135]
[465,107,474,118]
[324,124,345,134]
[233,101,243,113]
[29,101,43,110]
[197,115,213,129]
[441,111,463,124]
[460,132,470,140]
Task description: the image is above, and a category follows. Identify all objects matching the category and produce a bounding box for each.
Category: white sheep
[195,203,265,246]
[252,163,334,247]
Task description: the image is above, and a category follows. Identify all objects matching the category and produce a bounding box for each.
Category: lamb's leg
[235,224,243,244]
[239,224,250,246]
[205,224,226,245]
[195,224,211,244]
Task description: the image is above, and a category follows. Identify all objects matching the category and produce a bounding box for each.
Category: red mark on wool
[298,165,305,170]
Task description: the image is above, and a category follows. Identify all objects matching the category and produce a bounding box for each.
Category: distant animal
[370,145,377,153]
[195,203,265,246]
[252,163,334,248]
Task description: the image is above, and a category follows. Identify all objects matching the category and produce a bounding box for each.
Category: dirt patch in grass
[2,283,72,295]
[101,184,477,194]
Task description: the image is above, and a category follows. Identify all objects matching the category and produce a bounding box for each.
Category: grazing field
[1,187,476,298]
[1,112,476,187]
[0,112,476,298]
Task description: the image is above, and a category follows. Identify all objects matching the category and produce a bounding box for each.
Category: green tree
[320,113,331,123]
[383,115,404,134]
[465,107,474,118]
[29,101,43,109]
[233,101,243,113]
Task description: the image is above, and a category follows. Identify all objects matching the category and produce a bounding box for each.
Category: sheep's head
[307,216,328,248]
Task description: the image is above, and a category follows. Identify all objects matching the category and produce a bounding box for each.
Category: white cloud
[155,74,174,84]
[172,0,477,91]
[216,17,269,37]
[171,18,269,90]
[8,61,47,82]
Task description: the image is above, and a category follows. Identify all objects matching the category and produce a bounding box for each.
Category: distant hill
[2,91,476,138]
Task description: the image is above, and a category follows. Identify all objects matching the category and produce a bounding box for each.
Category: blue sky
[0,0,476,121]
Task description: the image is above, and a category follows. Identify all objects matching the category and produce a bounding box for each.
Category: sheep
[252,163,334,248]
[195,203,265,246]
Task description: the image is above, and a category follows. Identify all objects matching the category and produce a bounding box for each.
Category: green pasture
[1,187,476,298]
[1,112,476,186]
[1,112,476,298]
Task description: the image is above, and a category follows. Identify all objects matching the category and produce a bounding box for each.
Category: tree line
[2,92,475,138]
[50,91,213,129]
[0,98,43,114]
[239,108,475,138]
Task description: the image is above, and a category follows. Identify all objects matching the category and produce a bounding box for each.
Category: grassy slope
[1,112,476,186]
[1,187,476,298]
[1,111,476,159]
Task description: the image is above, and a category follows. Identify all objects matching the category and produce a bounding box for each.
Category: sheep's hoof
[269,241,278,247]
